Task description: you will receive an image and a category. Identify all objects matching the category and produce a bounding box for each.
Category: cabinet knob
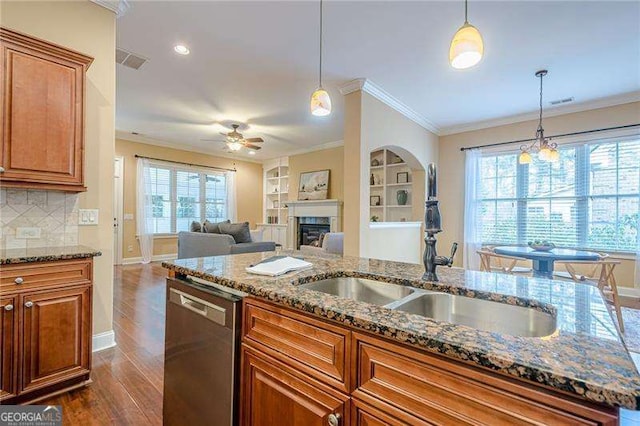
[14,277,24,285]
[24,301,33,308]
[4,304,13,311]
[0,166,4,173]
[328,413,341,426]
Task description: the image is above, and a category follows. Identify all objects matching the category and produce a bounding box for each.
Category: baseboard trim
[92,330,116,352]
[618,287,640,298]
[121,253,177,265]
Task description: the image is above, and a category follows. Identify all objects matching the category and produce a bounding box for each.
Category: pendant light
[310,0,331,116]
[519,70,559,164]
[449,0,484,69]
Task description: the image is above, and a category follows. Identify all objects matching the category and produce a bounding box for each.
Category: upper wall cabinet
[0,28,93,192]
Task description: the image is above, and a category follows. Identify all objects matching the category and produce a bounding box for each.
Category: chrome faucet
[423,163,457,281]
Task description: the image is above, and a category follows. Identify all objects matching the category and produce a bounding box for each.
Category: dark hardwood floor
[42,263,167,425]
[40,262,640,425]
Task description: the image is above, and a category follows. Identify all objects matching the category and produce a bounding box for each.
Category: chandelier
[519,70,559,164]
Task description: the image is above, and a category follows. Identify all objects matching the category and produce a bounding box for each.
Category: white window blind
[148,163,230,234]
[480,137,640,252]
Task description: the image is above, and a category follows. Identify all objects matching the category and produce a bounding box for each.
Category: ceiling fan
[201,124,264,152]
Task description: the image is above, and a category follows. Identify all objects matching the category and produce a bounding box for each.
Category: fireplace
[286,200,342,249]
[298,218,331,248]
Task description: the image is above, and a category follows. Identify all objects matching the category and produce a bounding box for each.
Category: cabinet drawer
[242,299,350,392]
[0,260,92,293]
[354,333,615,426]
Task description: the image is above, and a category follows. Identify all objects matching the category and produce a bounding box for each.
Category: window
[148,164,229,234]
[479,138,640,252]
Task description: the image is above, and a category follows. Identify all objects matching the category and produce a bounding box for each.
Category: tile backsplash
[0,189,79,250]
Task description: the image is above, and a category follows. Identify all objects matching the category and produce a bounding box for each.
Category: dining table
[493,246,601,279]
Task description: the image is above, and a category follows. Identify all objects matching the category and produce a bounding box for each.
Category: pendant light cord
[319,0,323,88]
[464,0,468,23]
[537,72,544,134]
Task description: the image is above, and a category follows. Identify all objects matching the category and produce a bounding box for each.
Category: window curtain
[136,158,154,264]
[226,171,237,222]
[636,211,640,288]
[463,148,483,270]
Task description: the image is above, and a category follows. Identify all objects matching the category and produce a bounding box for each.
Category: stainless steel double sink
[299,277,557,338]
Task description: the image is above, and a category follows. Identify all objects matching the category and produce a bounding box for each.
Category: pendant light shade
[518,151,532,165]
[449,23,484,69]
[449,0,483,69]
[311,88,332,116]
[310,0,331,116]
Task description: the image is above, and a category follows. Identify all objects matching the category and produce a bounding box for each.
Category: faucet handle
[448,242,458,266]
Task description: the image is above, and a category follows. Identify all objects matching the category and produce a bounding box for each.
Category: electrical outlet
[16,227,41,239]
[79,209,99,225]
[127,245,133,252]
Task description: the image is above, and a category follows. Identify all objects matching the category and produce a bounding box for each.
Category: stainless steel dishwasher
[163,276,244,426]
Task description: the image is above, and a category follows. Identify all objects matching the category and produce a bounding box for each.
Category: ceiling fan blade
[244,137,264,143]
[244,144,262,150]
[200,139,226,142]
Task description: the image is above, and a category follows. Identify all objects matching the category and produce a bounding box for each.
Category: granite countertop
[162,251,640,410]
[0,245,102,265]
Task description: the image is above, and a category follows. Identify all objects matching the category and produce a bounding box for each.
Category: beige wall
[288,147,344,201]
[343,91,439,257]
[439,101,640,287]
[1,1,117,334]
[115,139,263,259]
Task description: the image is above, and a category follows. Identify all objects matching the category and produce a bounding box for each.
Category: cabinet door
[21,285,91,393]
[0,29,91,189]
[241,346,349,426]
[0,295,18,401]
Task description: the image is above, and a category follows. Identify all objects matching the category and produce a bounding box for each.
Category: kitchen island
[163,251,640,424]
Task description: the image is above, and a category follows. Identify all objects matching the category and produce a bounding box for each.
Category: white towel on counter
[246,256,313,277]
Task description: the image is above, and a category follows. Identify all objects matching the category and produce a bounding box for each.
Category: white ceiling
[116,1,640,160]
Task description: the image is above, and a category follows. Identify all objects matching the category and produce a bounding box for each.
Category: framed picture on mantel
[298,170,330,200]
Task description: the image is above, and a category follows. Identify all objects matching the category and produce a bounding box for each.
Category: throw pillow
[219,222,252,243]
[202,219,230,234]
[190,221,202,232]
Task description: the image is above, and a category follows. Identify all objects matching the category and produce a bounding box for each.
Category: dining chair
[554,254,624,333]
[477,248,533,275]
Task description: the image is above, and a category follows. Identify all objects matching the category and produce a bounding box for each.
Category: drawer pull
[4,304,13,311]
[14,277,24,284]
[24,301,33,308]
[328,413,341,426]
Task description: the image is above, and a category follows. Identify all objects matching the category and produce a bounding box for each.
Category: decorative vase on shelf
[396,190,408,205]
[370,173,375,186]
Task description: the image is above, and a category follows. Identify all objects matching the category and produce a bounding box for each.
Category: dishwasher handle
[169,287,227,326]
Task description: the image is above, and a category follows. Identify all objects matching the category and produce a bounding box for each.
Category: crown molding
[339,78,440,135]
[115,131,263,164]
[90,0,130,17]
[440,90,640,136]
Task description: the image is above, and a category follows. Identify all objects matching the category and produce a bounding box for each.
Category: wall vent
[549,97,574,106]
[116,48,148,70]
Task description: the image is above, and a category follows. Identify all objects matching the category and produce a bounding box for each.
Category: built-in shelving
[369,148,414,223]
[258,157,289,246]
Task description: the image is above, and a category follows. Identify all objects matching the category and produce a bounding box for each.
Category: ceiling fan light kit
[449,0,484,69]
[519,70,559,165]
[310,0,332,116]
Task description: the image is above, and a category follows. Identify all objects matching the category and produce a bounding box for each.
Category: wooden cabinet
[21,285,92,394]
[0,27,92,192]
[0,295,18,401]
[241,346,349,426]
[0,259,93,403]
[241,298,619,426]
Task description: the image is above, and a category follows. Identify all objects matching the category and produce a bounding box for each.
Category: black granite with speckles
[0,245,101,265]
[162,251,640,410]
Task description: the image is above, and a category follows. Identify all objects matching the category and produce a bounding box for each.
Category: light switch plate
[16,227,41,239]
[79,209,99,226]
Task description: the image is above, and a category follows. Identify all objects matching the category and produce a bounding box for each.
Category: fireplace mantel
[286,199,342,249]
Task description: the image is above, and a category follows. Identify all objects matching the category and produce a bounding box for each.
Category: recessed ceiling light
[174,44,190,55]
[248,150,256,155]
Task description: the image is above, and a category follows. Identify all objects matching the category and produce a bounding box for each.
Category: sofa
[177,228,276,259]
[299,232,344,256]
